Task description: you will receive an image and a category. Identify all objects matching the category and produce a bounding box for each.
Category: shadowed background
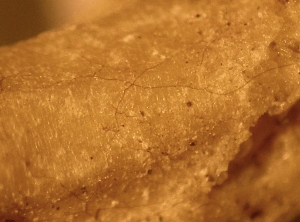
[0,0,134,46]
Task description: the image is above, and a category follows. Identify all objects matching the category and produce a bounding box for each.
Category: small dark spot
[56,207,60,211]
[25,160,30,167]
[189,141,196,146]
[244,23,248,26]
[277,0,289,4]
[220,63,223,66]
[243,203,263,219]
[114,178,117,181]
[227,22,231,26]
[269,41,277,49]
[52,205,55,209]
[186,101,193,107]
[197,30,202,35]
[161,151,168,156]
[159,216,163,222]
[287,42,300,53]
[185,61,189,64]
[250,209,263,219]
[147,169,152,175]
[90,156,93,160]
[81,186,87,194]
[205,174,214,182]
[140,111,145,117]
[137,35,142,39]
[195,14,201,18]
[257,6,260,10]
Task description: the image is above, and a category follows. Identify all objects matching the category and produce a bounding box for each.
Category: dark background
[0,0,47,46]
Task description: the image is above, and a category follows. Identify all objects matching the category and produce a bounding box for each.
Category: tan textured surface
[0,0,300,221]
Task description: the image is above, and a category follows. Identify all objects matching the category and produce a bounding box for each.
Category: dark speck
[186,101,193,107]
[227,22,231,26]
[269,41,277,49]
[190,142,196,146]
[206,174,215,182]
[147,169,152,175]
[90,156,93,160]
[161,151,168,156]
[195,14,201,18]
[243,203,263,219]
[56,207,60,210]
[250,209,263,219]
[277,0,289,4]
[25,160,30,167]
[82,189,87,194]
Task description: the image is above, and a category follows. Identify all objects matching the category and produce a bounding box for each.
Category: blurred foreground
[0,0,133,46]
